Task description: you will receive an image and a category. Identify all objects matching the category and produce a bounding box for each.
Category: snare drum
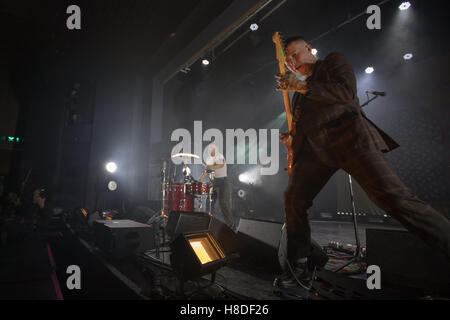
[188,182,211,195]
[167,183,193,212]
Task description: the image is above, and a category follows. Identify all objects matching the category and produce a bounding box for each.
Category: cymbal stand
[161,160,168,219]
[207,169,215,217]
[150,159,169,259]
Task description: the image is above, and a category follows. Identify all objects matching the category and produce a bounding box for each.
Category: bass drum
[167,183,193,212]
[187,182,211,195]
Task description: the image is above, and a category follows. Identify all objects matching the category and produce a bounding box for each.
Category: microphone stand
[333,174,361,273]
[334,92,382,273]
[360,93,380,108]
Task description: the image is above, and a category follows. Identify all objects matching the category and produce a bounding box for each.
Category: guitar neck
[278,61,293,132]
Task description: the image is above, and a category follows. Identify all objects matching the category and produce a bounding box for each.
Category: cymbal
[171,153,208,167]
[171,152,200,159]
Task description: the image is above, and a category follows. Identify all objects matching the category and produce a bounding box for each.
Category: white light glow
[250,23,259,31]
[202,59,210,66]
[105,162,117,173]
[403,53,413,60]
[238,167,263,186]
[399,2,411,10]
[239,173,249,183]
[365,67,374,74]
[311,48,318,56]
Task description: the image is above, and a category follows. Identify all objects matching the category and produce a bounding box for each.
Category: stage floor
[310,219,406,247]
[0,217,442,300]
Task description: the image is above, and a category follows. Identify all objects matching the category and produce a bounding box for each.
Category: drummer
[199,143,237,233]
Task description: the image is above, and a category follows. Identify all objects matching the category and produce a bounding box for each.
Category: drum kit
[161,152,215,217]
[145,153,216,260]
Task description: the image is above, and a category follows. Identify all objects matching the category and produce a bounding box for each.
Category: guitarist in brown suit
[273,36,450,289]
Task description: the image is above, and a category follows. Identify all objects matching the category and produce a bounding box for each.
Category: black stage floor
[0,215,448,300]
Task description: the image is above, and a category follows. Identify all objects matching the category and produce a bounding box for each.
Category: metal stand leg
[152,159,169,259]
[207,171,215,217]
[334,174,363,273]
[155,223,160,259]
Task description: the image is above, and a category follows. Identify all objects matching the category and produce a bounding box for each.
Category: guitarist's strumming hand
[280,132,293,147]
[275,71,309,94]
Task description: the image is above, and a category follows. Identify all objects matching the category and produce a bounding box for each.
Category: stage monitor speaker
[210,217,328,272]
[166,211,211,239]
[366,228,450,293]
[93,219,155,258]
[131,206,157,224]
[237,218,282,248]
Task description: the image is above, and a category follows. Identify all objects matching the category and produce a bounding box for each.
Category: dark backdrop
[162,0,450,222]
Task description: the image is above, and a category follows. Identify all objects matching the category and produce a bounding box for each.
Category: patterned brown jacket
[291,52,399,162]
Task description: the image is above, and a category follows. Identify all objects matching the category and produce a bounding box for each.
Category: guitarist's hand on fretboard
[279,132,291,143]
[275,71,309,94]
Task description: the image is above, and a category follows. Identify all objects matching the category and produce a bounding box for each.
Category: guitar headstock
[272,32,287,64]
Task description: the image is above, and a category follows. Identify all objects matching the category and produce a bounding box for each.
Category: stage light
[403,53,413,60]
[250,23,259,31]
[237,189,247,199]
[311,48,318,56]
[202,59,210,66]
[239,173,249,183]
[399,2,411,10]
[105,162,117,173]
[238,167,262,185]
[107,180,118,191]
[170,232,227,281]
[365,67,374,74]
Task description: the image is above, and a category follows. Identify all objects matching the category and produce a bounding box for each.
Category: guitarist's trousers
[284,140,450,262]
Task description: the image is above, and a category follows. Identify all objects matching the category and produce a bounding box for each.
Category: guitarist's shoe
[273,261,312,290]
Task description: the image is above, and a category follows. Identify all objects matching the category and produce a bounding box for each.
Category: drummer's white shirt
[205,153,227,178]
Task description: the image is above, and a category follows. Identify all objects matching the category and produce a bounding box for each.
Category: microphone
[366,90,386,96]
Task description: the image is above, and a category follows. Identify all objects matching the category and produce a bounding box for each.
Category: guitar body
[272,32,294,176]
[284,139,293,176]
